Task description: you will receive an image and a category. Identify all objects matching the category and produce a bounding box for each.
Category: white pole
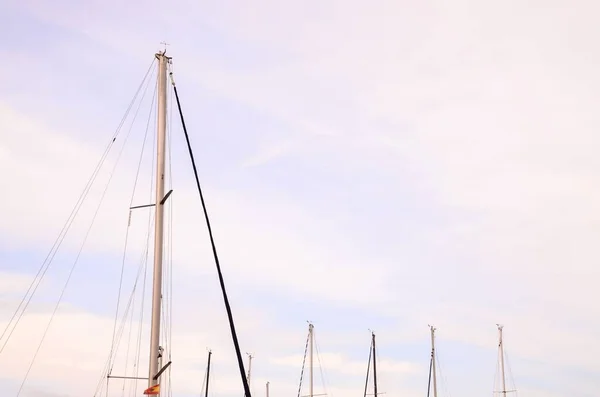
[429,325,438,397]
[148,50,169,391]
[246,353,254,388]
[497,324,507,394]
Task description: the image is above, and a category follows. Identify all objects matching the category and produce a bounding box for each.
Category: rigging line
[493,340,500,393]
[170,70,252,397]
[435,349,451,397]
[503,347,517,394]
[200,362,208,397]
[108,62,158,376]
[131,166,156,395]
[94,224,154,397]
[124,74,157,387]
[426,355,433,397]
[103,93,158,397]
[95,103,156,397]
[129,238,151,397]
[167,62,174,363]
[314,332,330,397]
[122,292,137,397]
[296,329,311,397]
[363,338,372,397]
[0,58,156,352]
[19,73,152,394]
[17,111,141,397]
[129,84,158,397]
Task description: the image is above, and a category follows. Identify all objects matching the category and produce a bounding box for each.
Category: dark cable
[426,355,433,397]
[363,338,372,397]
[296,331,311,397]
[169,72,252,397]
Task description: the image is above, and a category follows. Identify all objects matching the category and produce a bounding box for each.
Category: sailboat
[426,325,438,397]
[0,48,253,397]
[296,322,327,397]
[363,331,380,397]
[493,325,517,396]
[202,350,212,397]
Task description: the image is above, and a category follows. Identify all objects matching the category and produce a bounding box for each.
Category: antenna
[160,41,170,52]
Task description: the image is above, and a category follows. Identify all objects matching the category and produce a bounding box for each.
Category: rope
[314,332,330,397]
[296,330,310,397]
[435,348,452,397]
[120,75,157,397]
[167,62,175,397]
[426,356,432,397]
[363,338,372,397]
[108,60,157,380]
[94,237,153,397]
[0,59,156,359]
[504,346,518,397]
[169,69,252,397]
[16,93,145,395]
[94,61,159,397]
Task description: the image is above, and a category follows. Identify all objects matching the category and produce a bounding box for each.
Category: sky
[0,0,599,396]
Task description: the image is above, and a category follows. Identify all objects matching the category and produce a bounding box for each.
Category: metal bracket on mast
[153,360,172,381]
[107,375,149,380]
[129,189,173,210]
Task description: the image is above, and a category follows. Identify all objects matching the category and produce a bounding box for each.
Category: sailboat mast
[309,323,314,397]
[371,332,378,397]
[206,350,212,397]
[266,382,270,397]
[246,353,254,388]
[497,324,507,394]
[429,325,438,397]
[148,50,169,390]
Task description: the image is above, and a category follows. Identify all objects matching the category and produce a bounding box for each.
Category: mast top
[155,46,172,61]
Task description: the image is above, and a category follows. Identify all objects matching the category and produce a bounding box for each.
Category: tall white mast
[497,324,507,395]
[148,49,170,391]
[266,381,270,397]
[429,325,438,397]
[309,323,314,397]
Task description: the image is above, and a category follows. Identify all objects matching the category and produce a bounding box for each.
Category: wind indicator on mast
[160,41,170,52]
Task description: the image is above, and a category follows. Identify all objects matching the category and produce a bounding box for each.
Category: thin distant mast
[429,325,438,397]
[298,323,325,397]
[372,332,378,397]
[205,350,212,397]
[309,323,314,397]
[495,324,516,396]
[246,353,254,389]
[498,325,507,394]
[363,331,381,397]
[495,324,518,395]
